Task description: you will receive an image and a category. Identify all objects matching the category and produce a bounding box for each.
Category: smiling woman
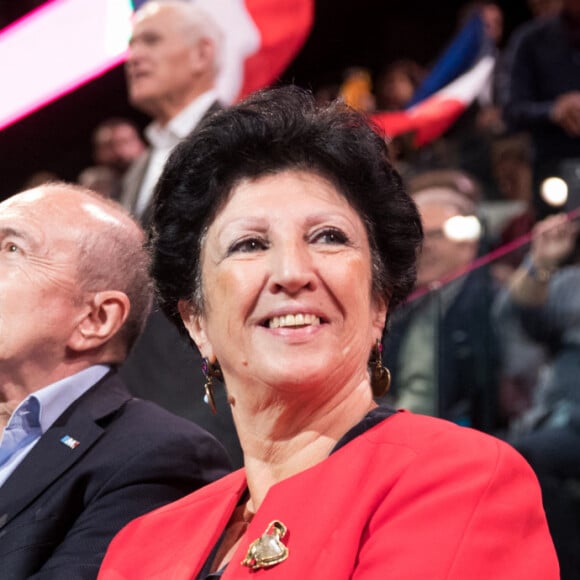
[179,169,388,404]
[99,86,559,580]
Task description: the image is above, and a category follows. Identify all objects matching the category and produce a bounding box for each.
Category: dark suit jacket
[0,370,231,580]
[120,310,244,469]
[119,99,244,468]
[119,149,151,217]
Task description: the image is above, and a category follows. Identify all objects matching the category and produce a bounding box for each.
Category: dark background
[0,0,530,200]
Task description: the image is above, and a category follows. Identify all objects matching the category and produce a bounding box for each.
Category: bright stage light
[541,177,568,207]
[443,215,482,242]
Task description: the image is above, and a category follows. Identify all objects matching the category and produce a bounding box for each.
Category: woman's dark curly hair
[149,85,423,338]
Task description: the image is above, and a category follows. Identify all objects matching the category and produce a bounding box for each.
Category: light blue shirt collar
[31,365,111,434]
[0,365,110,484]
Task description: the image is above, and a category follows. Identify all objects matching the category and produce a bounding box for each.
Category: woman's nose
[268,242,316,294]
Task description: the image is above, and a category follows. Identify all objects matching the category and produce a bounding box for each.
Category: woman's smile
[266,313,321,329]
[258,309,326,345]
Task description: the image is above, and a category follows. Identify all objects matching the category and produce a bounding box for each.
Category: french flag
[371,12,496,146]
[191,0,314,104]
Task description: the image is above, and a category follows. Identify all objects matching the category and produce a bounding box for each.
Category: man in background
[93,118,146,177]
[119,0,243,467]
[121,0,222,218]
[381,170,500,432]
[78,118,146,200]
[0,183,231,579]
[502,0,580,219]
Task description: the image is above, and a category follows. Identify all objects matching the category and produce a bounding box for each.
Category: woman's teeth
[268,313,321,329]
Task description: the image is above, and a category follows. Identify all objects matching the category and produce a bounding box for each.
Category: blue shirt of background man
[0,365,110,487]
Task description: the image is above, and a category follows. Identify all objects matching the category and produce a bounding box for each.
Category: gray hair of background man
[137,0,225,74]
[54,182,153,358]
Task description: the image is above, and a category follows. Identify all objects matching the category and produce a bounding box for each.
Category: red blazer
[99,412,559,579]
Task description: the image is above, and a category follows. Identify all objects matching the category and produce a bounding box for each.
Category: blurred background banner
[0,0,313,130]
[0,0,133,131]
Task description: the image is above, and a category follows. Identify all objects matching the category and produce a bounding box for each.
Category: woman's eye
[312,228,349,245]
[229,237,268,254]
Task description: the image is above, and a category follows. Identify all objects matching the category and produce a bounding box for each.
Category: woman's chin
[256,359,341,395]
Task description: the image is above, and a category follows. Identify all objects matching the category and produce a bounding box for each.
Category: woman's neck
[231,378,377,509]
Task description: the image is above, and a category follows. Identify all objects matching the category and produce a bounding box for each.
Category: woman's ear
[68,291,130,352]
[372,295,388,338]
[178,299,215,361]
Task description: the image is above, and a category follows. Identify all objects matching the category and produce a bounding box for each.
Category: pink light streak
[0,0,134,131]
[405,206,580,304]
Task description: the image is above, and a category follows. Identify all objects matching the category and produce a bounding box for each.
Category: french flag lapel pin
[60,435,80,450]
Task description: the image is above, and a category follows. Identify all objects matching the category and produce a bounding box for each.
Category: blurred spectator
[313,82,340,106]
[380,169,500,432]
[374,59,425,111]
[337,67,375,112]
[496,0,562,108]
[491,134,534,204]
[458,1,504,44]
[77,117,146,200]
[77,165,119,198]
[487,133,536,281]
[77,118,146,200]
[457,2,504,113]
[94,118,146,197]
[502,0,580,220]
[527,0,563,18]
[494,213,580,579]
[374,59,448,182]
[120,0,223,220]
[481,1,504,44]
[447,2,506,196]
[93,117,146,176]
[489,136,547,422]
[118,0,243,468]
[21,170,59,190]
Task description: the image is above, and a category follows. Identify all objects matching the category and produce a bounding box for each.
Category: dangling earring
[369,340,391,398]
[201,358,223,415]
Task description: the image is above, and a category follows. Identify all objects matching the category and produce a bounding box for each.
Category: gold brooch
[241,520,289,570]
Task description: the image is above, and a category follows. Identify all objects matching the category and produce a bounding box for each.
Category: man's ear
[178,299,215,361]
[68,291,130,352]
[190,37,216,75]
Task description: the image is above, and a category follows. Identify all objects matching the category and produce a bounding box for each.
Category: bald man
[0,183,231,579]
